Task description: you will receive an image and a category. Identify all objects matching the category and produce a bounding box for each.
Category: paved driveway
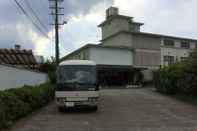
[5,88,197,131]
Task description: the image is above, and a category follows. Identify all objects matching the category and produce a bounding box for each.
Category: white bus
[55,60,99,111]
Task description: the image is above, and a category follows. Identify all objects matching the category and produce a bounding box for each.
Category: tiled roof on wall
[0,48,37,69]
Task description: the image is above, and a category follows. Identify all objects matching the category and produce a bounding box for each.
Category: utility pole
[49,0,65,66]
[54,0,59,65]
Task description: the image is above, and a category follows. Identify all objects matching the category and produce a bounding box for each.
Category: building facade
[62,7,197,86]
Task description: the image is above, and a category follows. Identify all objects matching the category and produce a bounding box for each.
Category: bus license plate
[65,102,74,107]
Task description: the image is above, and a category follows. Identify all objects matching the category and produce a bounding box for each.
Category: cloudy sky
[0,0,196,58]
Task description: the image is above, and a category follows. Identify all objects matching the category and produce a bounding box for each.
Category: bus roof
[59,60,96,66]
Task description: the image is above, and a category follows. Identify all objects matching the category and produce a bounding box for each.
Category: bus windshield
[56,65,97,91]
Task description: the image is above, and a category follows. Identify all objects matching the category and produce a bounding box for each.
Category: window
[163,39,175,47]
[181,41,190,49]
[164,55,175,65]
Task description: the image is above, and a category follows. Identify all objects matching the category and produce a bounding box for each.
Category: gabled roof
[0,48,37,68]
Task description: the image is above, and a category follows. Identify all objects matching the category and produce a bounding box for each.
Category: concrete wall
[102,33,162,68]
[0,65,48,90]
[102,33,133,48]
[132,34,161,67]
[133,34,161,50]
[102,18,130,39]
[89,47,133,66]
[134,49,161,67]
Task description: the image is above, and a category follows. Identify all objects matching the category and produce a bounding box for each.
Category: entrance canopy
[97,65,142,87]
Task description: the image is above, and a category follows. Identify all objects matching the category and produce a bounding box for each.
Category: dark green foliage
[38,60,56,84]
[154,50,197,95]
[0,83,54,129]
[48,71,57,84]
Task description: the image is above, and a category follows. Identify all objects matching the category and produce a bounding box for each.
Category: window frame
[163,55,175,65]
[163,39,175,47]
[181,41,190,49]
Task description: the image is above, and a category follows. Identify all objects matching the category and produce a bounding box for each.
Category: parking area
[5,88,197,131]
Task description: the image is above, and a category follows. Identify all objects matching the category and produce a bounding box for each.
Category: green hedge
[154,50,197,95]
[0,83,54,129]
[154,63,184,94]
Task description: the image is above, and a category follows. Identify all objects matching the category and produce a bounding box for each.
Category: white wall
[161,38,196,66]
[89,47,133,66]
[161,47,193,66]
[0,65,48,90]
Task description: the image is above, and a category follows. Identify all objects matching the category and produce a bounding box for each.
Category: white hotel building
[62,7,197,86]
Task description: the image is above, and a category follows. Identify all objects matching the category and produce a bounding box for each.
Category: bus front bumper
[56,98,98,108]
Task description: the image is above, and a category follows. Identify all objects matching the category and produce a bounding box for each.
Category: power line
[24,0,49,33]
[13,0,49,38]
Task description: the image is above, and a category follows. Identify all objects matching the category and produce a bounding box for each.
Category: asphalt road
[5,88,197,131]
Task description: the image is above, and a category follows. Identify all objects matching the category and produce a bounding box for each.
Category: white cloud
[58,2,110,57]
[15,0,196,58]
[113,0,197,38]
[17,24,54,58]
[30,30,51,56]
[55,0,197,58]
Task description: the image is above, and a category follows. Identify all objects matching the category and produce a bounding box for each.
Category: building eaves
[61,44,133,61]
[101,31,197,42]
[61,44,91,61]
[131,22,144,26]
[133,32,197,41]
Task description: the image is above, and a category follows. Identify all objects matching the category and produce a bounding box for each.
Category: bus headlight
[56,98,65,103]
[88,97,98,102]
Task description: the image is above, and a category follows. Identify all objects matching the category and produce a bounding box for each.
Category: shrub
[154,50,197,96]
[48,71,56,84]
[154,63,184,94]
[38,60,56,84]
[0,83,54,129]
